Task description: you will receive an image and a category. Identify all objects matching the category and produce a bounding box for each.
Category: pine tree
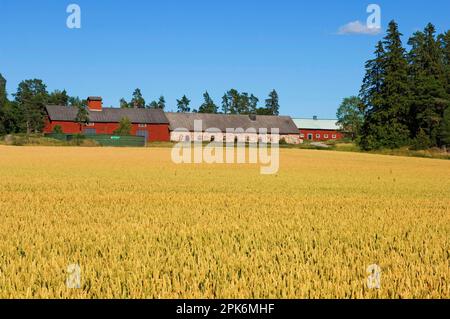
[120,98,129,108]
[221,94,230,114]
[227,89,240,114]
[157,96,166,110]
[265,90,280,115]
[198,91,218,113]
[176,95,191,113]
[131,88,146,108]
[239,92,250,114]
[249,94,259,115]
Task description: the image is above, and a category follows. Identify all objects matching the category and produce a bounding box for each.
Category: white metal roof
[293,118,339,130]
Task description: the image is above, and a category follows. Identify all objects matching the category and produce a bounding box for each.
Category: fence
[45,133,146,147]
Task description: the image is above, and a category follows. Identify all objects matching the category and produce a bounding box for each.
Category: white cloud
[338,20,381,35]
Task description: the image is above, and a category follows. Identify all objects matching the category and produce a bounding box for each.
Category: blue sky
[0,0,449,118]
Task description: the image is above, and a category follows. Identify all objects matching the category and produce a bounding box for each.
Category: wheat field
[0,145,448,298]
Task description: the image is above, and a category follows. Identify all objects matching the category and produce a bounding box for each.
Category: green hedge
[45,133,146,147]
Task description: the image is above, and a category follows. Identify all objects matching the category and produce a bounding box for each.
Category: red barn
[44,97,170,142]
[293,117,344,141]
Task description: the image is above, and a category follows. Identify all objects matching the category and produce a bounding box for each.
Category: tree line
[119,88,280,115]
[0,75,281,136]
[337,21,450,150]
[0,77,89,134]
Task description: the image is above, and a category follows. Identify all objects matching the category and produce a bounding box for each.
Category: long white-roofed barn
[166,113,301,144]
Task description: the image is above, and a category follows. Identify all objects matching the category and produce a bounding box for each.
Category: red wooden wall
[44,120,170,142]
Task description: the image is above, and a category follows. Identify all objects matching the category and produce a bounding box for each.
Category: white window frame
[332,134,337,139]
[85,122,94,127]
[138,123,147,128]
[316,134,321,139]
[324,134,329,139]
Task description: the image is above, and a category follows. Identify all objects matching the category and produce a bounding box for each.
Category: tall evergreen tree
[0,73,6,107]
[0,74,7,134]
[408,23,448,145]
[439,30,450,96]
[221,94,230,114]
[359,41,385,116]
[130,88,146,108]
[265,90,280,115]
[157,96,166,110]
[198,91,218,113]
[439,106,450,148]
[359,21,411,150]
[249,94,259,115]
[238,92,250,114]
[227,89,240,114]
[176,95,191,113]
[382,21,411,127]
[0,75,23,134]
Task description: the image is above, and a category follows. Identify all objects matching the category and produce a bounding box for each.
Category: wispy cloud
[337,20,381,35]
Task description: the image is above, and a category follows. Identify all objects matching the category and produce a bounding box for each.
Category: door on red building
[136,130,148,141]
[84,128,96,135]
[307,133,313,140]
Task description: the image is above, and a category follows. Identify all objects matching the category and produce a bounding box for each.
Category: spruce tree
[439,106,450,148]
[359,41,386,149]
[359,21,411,150]
[408,23,448,145]
[0,74,6,134]
[0,74,6,107]
[439,31,450,96]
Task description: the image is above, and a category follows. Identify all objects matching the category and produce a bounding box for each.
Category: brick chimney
[87,96,102,111]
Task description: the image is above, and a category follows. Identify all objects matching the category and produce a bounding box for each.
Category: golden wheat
[0,146,448,298]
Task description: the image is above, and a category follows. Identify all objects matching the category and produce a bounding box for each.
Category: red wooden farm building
[44,97,170,142]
